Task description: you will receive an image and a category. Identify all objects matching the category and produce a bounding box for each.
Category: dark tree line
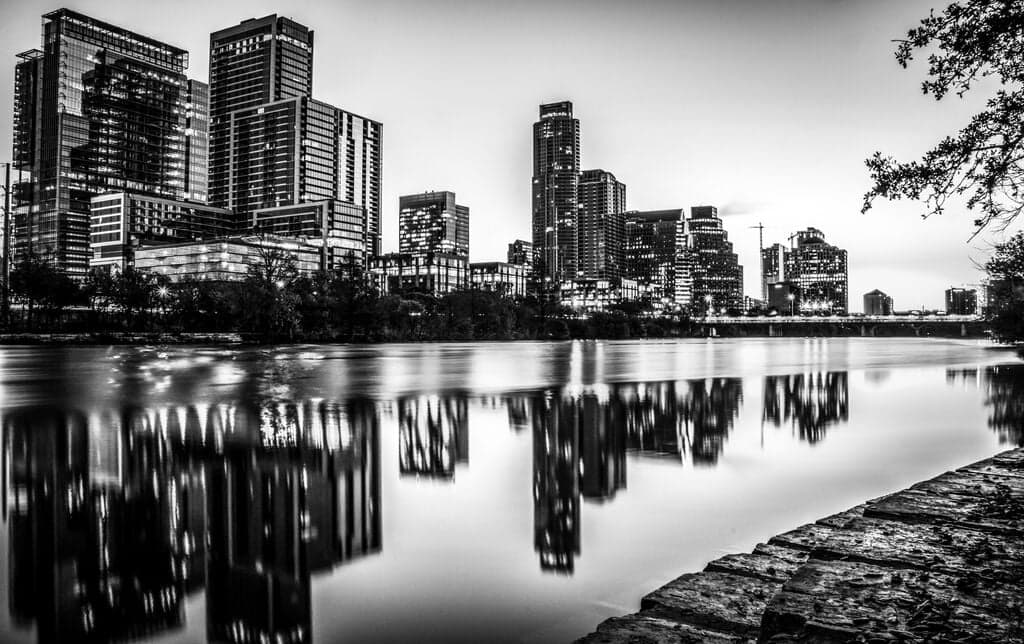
[0,251,693,342]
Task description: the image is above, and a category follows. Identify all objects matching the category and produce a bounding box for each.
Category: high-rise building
[784,228,848,315]
[577,169,626,280]
[208,15,314,216]
[623,209,690,310]
[686,206,743,314]
[12,9,191,277]
[532,101,580,284]
[945,287,978,315]
[398,191,469,257]
[184,80,210,203]
[864,289,893,315]
[761,243,786,302]
[507,239,534,267]
[207,16,382,263]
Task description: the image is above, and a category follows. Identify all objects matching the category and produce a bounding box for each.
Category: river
[0,338,1020,643]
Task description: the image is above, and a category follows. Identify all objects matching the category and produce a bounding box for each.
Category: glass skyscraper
[624,209,690,310]
[13,9,191,277]
[783,228,848,315]
[532,101,580,284]
[686,206,744,314]
[398,191,469,257]
[577,169,626,280]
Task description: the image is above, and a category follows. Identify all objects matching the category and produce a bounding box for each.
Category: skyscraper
[398,191,469,257]
[532,101,580,284]
[784,228,848,315]
[686,206,744,313]
[208,15,314,217]
[207,16,382,264]
[507,239,534,267]
[864,289,893,315]
[624,209,690,310]
[13,10,191,277]
[577,169,626,280]
[761,242,786,301]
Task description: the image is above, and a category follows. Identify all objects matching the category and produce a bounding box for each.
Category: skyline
[0,0,1014,310]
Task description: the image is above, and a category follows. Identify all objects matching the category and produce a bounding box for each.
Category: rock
[573,614,751,644]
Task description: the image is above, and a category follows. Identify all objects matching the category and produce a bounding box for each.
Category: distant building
[760,243,786,303]
[768,282,801,315]
[369,252,468,296]
[686,206,743,314]
[470,262,528,298]
[623,209,690,311]
[784,228,848,315]
[743,296,764,313]
[577,169,626,280]
[559,277,639,313]
[863,289,893,316]
[250,200,367,268]
[398,191,469,257]
[945,287,978,315]
[90,193,232,271]
[532,101,580,283]
[134,235,326,281]
[507,239,534,267]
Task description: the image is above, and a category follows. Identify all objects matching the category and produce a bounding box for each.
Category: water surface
[0,338,1020,643]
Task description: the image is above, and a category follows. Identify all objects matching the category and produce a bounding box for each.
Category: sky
[0,0,1015,311]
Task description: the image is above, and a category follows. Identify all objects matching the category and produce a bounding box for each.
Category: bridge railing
[697,315,982,325]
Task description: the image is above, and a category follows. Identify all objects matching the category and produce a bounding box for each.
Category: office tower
[784,228,848,315]
[507,239,534,266]
[12,9,190,277]
[184,80,210,203]
[864,289,893,315]
[686,206,744,314]
[208,15,314,215]
[398,191,469,257]
[624,209,690,310]
[945,287,978,315]
[532,101,580,284]
[577,169,626,279]
[761,243,786,302]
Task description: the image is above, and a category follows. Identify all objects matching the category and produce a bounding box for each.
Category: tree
[9,251,80,328]
[985,231,1024,342]
[862,1,1024,234]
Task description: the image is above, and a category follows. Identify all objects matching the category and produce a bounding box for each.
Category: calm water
[0,338,1021,644]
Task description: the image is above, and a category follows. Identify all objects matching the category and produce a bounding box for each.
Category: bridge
[693,314,988,337]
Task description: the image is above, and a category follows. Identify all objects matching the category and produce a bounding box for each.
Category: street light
[705,294,713,318]
[787,292,795,316]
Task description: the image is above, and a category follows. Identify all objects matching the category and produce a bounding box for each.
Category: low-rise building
[767,281,801,315]
[559,277,639,313]
[134,235,325,282]
[945,287,978,315]
[863,289,894,316]
[369,252,468,296]
[470,262,528,298]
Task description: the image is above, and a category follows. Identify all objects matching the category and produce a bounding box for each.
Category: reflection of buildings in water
[397,396,469,479]
[506,396,530,433]
[532,392,580,574]
[946,367,980,387]
[618,379,743,466]
[3,398,382,644]
[956,365,1024,447]
[763,372,849,444]
[864,369,892,386]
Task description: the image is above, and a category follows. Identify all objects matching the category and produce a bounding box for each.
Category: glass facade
[135,235,324,281]
[13,9,189,277]
[470,262,528,298]
[251,200,367,268]
[398,191,469,257]
[184,80,209,203]
[507,239,533,267]
[559,278,640,313]
[532,101,580,283]
[369,252,468,296]
[945,287,977,315]
[577,169,626,280]
[339,110,383,259]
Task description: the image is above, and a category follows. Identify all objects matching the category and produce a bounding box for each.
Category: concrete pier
[575,448,1024,643]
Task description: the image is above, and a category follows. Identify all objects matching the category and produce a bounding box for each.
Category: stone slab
[640,571,778,637]
[573,614,750,644]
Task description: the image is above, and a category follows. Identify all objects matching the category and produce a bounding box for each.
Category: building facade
[507,239,533,267]
[89,192,232,270]
[863,289,893,316]
[559,278,640,313]
[398,191,469,257]
[623,209,690,311]
[532,101,580,283]
[470,262,528,298]
[134,235,325,281]
[686,206,743,314]
[184,80,210,203]
[577,169,626,280]
[784,228,848,315]
[250,200,367,268]
[13,9,191,277]
[760,243,786,303]
[768,282,801,315]
[945,287,978,315]
[369,252,468,296]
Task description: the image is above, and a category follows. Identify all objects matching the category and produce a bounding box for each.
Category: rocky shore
[576,448,1024,643]
[0,332,245,345]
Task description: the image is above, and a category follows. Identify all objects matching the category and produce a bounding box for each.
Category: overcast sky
[0,0,1014,310]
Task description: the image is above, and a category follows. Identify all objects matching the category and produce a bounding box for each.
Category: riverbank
[575,448,1024,643]
[0,332,246,345]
